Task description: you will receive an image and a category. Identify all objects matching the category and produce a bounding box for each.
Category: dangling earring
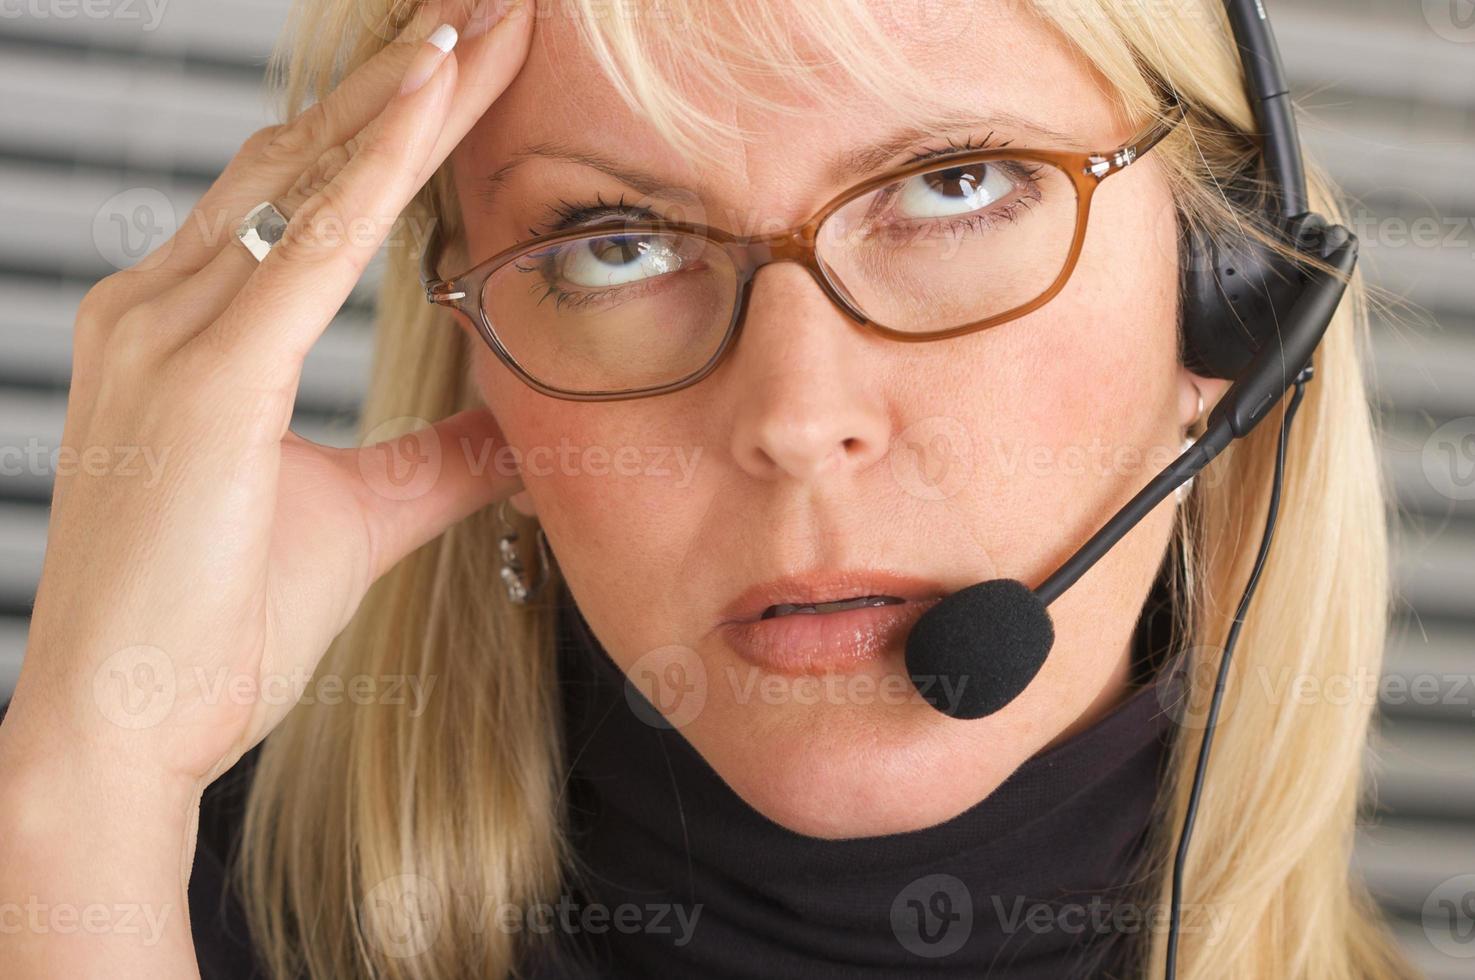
[497,499,552,604]
[1176,382,1207,505]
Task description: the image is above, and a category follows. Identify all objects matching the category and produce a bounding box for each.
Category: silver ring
[234,200,289,262]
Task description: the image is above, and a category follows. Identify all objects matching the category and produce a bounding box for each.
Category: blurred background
[0,0,1471,973]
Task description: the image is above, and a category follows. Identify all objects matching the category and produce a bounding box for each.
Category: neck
[535,582,1178,979]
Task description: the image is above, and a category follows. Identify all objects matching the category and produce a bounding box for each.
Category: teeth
[760,594,906,620]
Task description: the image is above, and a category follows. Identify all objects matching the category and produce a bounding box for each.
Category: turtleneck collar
[531,581,1179,980]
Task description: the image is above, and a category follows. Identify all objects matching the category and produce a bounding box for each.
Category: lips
[717,570,947,676]
[720,570,947,625]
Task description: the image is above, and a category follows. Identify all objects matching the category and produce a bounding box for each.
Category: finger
[196,4,532,403]
[131,0,454,280]
[338,407,522,584]
[131,134,374,348]
[135,0,531,349]
[203,26,462,381]
[415,0,533,188]
[55,276,133,496]
[127,136,359,347]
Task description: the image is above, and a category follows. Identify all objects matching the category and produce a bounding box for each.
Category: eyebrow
[482,110,1083,206]
[482,139,677,203]
[826,109,1083,181]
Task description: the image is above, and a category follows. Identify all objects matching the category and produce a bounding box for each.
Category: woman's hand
[0,1,533,974]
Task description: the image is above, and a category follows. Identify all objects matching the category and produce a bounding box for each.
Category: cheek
[936,261,1179,580]
[469,352,711,586]
[987,166,1182,504]
[1015,176,1184,716]
[923,171,1181,723]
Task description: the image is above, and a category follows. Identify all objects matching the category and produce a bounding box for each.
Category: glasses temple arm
[419,218,467,305]
[1084,91,1188,179]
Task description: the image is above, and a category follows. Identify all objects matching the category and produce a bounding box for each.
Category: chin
[683,670,1035,839]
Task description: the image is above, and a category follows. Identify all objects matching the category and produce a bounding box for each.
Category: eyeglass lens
[479,155,1080,395]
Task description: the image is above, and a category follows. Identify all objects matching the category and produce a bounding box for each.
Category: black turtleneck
[174,574,1179,980]
[523,580,1179,980]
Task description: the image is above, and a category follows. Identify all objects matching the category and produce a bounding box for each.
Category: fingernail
[463,0,506,40]
[399,23,458,96]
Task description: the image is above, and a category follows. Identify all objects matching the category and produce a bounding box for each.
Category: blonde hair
[241,1,1413,977]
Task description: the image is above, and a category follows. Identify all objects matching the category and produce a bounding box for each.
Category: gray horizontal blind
[0,0,368,703]
[1272,4,1475,976]
[0,0,1470,974]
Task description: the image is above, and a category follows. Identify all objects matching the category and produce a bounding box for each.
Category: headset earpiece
[1178,196,1324,380]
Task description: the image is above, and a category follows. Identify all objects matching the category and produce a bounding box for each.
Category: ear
[508,489,537,518]
[1180,368,1231,431]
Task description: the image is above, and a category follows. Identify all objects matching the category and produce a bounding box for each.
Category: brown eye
[553,233,689,288]
[889,161,1017,220]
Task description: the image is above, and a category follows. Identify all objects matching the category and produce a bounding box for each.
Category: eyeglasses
[421,97,1185,402]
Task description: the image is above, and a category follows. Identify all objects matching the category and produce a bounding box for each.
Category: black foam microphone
[905,221,1357,721]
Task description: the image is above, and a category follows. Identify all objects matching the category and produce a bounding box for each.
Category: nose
[724,262,892,483]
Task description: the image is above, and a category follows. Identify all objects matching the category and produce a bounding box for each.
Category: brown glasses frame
[422,98,1186,402]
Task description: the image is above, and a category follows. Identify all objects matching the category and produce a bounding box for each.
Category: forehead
[456,2,1127,223]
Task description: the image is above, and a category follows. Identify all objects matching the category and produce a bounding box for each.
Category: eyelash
[515,132,1037,311]
[526,131,1020,237]
[903,129,1014,165]
[528,192,657,237]
[884,129,1043,236]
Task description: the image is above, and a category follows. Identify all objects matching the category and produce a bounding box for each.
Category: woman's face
[450,3,1219,837]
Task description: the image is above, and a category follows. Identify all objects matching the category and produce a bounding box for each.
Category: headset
[899,1,1360,976]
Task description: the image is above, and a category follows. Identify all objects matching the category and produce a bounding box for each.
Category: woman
[0,0,1414,976]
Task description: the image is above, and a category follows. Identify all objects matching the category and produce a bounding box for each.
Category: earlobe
[508,488,537,518]
[1179,370,1229,432]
